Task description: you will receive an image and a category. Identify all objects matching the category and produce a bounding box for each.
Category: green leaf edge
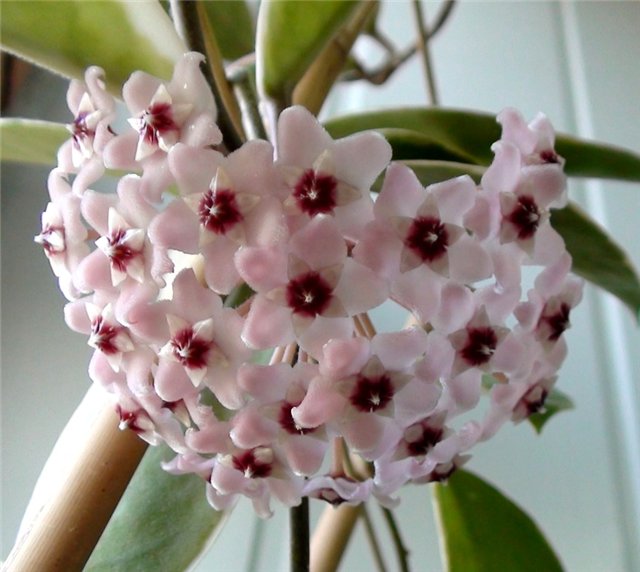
[528,388,575,434]
[86,444,226,572]
[324,108,640,182]
[1,118,69,166]
[433,469,564,572]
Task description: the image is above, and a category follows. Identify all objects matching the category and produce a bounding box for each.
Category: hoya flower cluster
[37,53,583,517]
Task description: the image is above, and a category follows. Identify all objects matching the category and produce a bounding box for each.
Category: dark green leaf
[433,470,564,572]
[324,108,640,182]
[86,444,226,572]
[552,202,640,318]
[256,0,360,100]
[0,1,184,93]
[0,118,68,166]
[202,1,255,61]
[528,389,574,434]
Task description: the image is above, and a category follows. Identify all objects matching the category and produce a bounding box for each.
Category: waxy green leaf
[202,1,255,61]
[86,444,226,572]
[324,108,640,182]
[551,202,640,318]
[529,388,574,434]
[433,470,564,572]
[256,0,360,101]
[0,118,68,166]
[0,1,185,94]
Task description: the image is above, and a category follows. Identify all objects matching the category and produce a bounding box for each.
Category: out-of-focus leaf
[433,470,564,572]
[86,444,226,572]
[0,118,68,166]
[0,1,184,94]
[324,108,640,182]
[256,0,360,101]
[202,1,255,61]
[552,202,640,318]
[529,389,574,433]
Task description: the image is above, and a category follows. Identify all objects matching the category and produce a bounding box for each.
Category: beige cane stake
[2,404,147,572]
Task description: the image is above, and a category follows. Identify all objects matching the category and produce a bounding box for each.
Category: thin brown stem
[341,1,456,87]
[380,505,411,572]
[412,0,440,106]
[360,504,389,572]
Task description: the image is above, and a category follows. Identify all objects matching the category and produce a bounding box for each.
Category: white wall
[2,2,638,570]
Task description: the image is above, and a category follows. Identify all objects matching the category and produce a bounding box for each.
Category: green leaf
[433,470,564,572]
[0,118,68,166]
[551,202,640,318]
[528,388,574,434]
[324,108,640,182]
[86,444,226,572]
[256,0,360,101]
[0,1,185,94]
[202,1,255,61]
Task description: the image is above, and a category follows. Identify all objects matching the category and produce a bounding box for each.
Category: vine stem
[291,498,310,572]
[360,505,389,572]
[412,0,440,106]
[380,506,411,572]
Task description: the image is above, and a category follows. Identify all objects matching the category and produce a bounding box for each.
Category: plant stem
[412,0,440,106]
[291,497,310,572]
[380,506,411,572]
[2,403,147,572]
[360,504,388,572]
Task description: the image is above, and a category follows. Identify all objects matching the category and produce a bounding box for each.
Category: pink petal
[236,246,287,292]
[242,296,294,349]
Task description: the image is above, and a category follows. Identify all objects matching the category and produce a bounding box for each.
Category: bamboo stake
[310,504,361,572]
[2,404,148,572]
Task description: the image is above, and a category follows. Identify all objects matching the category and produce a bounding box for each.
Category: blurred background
[2,2,639,570]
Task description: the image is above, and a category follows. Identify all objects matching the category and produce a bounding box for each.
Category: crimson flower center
[105,228,139,272]
[90,316,121,355]
[232,450,272,479]
[520,385,549,416]
[72,111,94,143]
[286,271,333,317]
[460,327,498,366]
[279,401,315,435]
[507,195,541,239]
[405,216,449,262]
[140,102,178,145]
[350,374,394,412]
[543,303,571,341]
[171,328,210,369]
[198,188,243,234]
[293,169,338,216]
[36,225,65,255]
[406,425,444,457]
